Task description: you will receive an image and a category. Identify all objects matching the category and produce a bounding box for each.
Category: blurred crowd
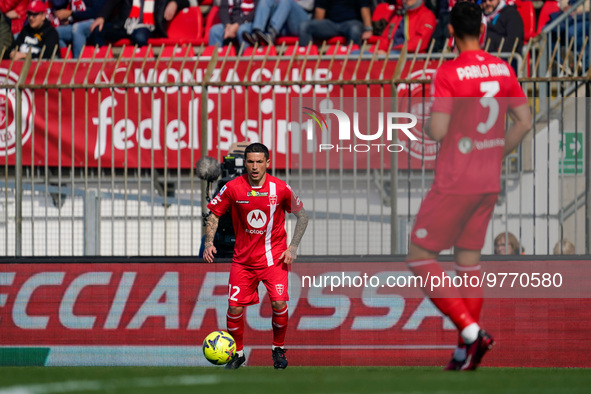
[0,0,588,61]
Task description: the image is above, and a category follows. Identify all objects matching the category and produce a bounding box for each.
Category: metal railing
[0,39,588,256]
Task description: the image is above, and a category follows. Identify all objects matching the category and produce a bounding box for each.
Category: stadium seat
[112,38,132,47]
[517,1,536,42]
[276,36,299,46]
[200,45,237,58]
[80,46,114,59]
[243,46,278,57]
[149,6,203,46]
[326,37,347,45]
[536,0,560,35]
[60,47,73,59]
[160,45,196,58]
[282,45,319,57]
[203,6,220,45]
[325,44,360,55]
[120,46,155,59]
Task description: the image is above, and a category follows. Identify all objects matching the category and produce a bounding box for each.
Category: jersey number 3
[477,81,500,134]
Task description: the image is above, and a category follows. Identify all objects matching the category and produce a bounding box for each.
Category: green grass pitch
[0,367,590,393]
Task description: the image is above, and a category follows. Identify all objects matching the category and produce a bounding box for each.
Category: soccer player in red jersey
[203,143,308,369]
[405,1,532,370]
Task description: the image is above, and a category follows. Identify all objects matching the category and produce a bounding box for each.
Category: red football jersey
[430,50,527,194]
[207,174,303,268]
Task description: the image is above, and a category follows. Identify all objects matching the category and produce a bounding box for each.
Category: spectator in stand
[298,0,373,47]
[483,0,524,54]
[375,0,436,53]
[90,0,190,48]
[553,238,575,255]
[10,1,60,60]
[493,231,523,255]
[0,13,14,59]
[51,0,106,58]
[549,0,590,72]
[242,0,313,46]
[0,0,29,37]
[208,0,259,49]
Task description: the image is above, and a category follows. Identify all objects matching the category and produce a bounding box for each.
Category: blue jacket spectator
[298,0,373,47]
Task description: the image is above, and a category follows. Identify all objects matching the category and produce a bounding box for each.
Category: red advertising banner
[0,261,589,367]
[0,59,438,170]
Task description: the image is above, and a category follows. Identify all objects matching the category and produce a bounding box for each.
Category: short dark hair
[450,1,482,40]
[244,143,269,160]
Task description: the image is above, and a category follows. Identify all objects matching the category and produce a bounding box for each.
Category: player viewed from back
[405,1,532,370]
[203,142,309,369]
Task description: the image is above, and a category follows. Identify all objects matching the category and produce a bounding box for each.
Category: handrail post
[15,53,33,256]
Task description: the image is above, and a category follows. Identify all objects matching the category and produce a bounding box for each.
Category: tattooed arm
[203,213,220,263]
[281,208,309,265]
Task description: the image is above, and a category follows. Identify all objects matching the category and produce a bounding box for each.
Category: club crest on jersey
[247,209,267,228]
[248,190,269,197]
[275,284,285,295]
[269,194,277,206]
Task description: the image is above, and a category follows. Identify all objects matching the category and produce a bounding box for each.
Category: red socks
[226,310,244,351]
[227,305,289,350]
[407,259,476,331]
[272,305,289,347]
[455,264,483,323]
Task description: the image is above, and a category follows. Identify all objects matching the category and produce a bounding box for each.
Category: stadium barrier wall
[0,43,589,257]
[1,257,590,367]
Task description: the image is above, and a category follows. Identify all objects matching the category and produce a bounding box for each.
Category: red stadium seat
[326,36,347,45]
[325,44,360,55]
[276,36,299,46]
[282,45,319,56]
[242,46,278,57]
[60,47,73,59]
[536,0,560,35]
[203,6,221,45]
[160,45,196,58]
[112,38,132,47]
[517,1,536,42]
[200,45,237,58]
[120,46,155,59]
[80,46,114,59]
[149,6,203,46]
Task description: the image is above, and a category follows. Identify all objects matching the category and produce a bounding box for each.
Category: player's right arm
[503,103,532,157]
[203,213,220,263]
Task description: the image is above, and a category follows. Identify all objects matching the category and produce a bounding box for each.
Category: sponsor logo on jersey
[248,190,269,197]
[245,228,266,234]
[269,194,277,206]
[247,209,267,228]
[219,185,227,195]
[236,200,249,204]
[275,284,285,295]
[458,137,473,154]
[415,228,428,239]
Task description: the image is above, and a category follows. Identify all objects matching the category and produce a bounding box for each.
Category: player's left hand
[280,245,298,265]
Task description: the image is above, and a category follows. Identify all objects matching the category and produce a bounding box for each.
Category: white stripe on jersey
[265,182,277,266]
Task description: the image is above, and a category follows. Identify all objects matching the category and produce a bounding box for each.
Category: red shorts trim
[410,190,498,253]
[228,263,290,307]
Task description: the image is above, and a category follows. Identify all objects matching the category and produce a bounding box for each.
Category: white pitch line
[0,375,220,394]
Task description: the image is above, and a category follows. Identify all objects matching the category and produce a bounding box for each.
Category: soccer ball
[202,331,236,365]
